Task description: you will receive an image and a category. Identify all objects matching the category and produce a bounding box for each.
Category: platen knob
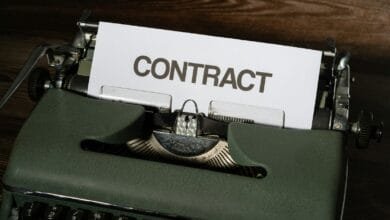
[27,67,52,101]
[351,111,384,148]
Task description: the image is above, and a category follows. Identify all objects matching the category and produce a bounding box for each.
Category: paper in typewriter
[88,22,322,129]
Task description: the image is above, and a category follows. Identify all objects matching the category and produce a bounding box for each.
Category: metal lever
[0,44,51,109]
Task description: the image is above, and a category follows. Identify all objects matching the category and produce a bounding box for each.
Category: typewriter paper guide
[88,22,322,129]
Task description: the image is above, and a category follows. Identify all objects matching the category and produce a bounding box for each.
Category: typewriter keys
[13,200,140,220]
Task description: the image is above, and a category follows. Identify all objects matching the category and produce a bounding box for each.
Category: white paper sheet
[88,22,322,129]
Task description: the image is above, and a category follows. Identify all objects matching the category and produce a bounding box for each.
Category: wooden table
[1,1,389,219]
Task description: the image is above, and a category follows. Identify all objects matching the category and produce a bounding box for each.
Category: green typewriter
[0,15,383,220]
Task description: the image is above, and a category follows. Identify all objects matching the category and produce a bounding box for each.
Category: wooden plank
[0,0,389,61]
[0,1,389,219]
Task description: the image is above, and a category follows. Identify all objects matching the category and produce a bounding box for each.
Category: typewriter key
[43,205,69,220]
[114,216,133,220]
[66,209,88,220]
[9,207,19,220]
[20,202,45,219]
[88,211,113,220]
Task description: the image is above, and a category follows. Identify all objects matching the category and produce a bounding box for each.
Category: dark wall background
[0,1,389,219]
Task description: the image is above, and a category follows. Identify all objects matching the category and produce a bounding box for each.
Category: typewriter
[0,15,384,220]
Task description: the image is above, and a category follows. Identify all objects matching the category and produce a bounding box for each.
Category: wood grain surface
[0,1,389,219]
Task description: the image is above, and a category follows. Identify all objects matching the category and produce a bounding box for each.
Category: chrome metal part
[175,99,200,137]
[127,134,265,178]
[337,53,351,71]
[208,114,253,123]
[175,115,198,137]
[43,80,52,90]
[332,54,351,131]
[77,21,99,29]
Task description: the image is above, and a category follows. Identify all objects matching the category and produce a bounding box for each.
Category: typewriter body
[0,18,383,220]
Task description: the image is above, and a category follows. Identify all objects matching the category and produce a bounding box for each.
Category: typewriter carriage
[2,21,383,139]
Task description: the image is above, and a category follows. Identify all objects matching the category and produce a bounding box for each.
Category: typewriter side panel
[0,190,13,219]
[228,123,347,219]
[2,90,346,220]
